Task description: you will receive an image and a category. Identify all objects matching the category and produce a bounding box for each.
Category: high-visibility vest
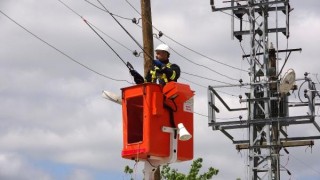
[149,63,177,84]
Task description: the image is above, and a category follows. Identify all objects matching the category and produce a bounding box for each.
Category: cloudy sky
[1,0,320,179]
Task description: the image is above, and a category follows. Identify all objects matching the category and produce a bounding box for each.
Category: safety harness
[149,63,177,84]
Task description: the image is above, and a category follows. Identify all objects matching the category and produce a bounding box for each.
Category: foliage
[124,165,134,180]
[124,158,219,180]
[161,158,219,180]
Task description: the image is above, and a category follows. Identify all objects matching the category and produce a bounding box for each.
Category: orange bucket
[121,83,194,161]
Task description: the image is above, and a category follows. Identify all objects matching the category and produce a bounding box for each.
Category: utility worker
[130,44,180,85]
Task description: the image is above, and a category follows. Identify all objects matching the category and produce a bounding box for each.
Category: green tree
[124,158,219,180]
[124,165,134,180]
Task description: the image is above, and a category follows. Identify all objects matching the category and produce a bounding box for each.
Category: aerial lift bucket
[121,82,194,161]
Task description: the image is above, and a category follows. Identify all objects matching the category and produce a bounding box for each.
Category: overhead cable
[124,0,140,15]
[180,77,207,88]
[133,22,241,82]
[84,0,154,61]
[162,34,249,73]
[124,0,249,73]
[157,38,239,81]
[138,15,248,82]
[65,0,240,83]
[0,9,131,84]
[58,0,135,54]
[91,0,246,82]
[58,0,82,17]
[89,22,135,53]
[193,112,208,117]
[182,72,234,85]
[82,18,129,67]
[59,0,138,72]
[219,10,250,22]
[290,154,320,176]
[180,77,239,97]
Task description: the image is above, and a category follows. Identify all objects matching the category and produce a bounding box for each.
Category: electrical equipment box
[121,82,194,161]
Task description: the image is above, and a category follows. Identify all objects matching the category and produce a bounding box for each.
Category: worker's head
[155,44,170,61]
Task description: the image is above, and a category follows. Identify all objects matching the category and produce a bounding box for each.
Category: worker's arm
[130,70,144,84]
[162,64,180,81]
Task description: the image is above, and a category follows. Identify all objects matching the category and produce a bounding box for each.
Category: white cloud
[66,169,94,180]
[0,153,53,180]
[0,0,320,179]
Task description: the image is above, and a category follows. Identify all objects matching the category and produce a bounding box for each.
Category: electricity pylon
[208,1,320,180]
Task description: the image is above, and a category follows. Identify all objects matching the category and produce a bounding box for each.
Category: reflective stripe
[162,73,168,83]
[150,67,159,83]
[169,70,176,80]
[165,63,176,80]
[149,63,173,84]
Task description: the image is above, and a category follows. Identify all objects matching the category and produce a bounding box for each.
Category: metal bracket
[143,126,178,180]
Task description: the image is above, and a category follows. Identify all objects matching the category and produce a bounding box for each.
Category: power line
[180,77,207,88]
[194,112,208,117]
[157,38,239,81]
[59,0,141,73]
[125,0,141,15]
[83,17,129,67]
[63,0,239,84]
[84,0,155,61]
[136,25,242,82]
[87,0,242,82]
[219,10,250,23]
[85,0,252,85]
[111,13,133,21]
[89,22,135,53]
[58,0,136,55]
[88,0,246,83]
[180,77,240,98]
[182,72,235,85]
[0,9,131,84]
[58,0,82,17]
[290,154,320,176]
[162,34,249,73]
[124,0,249,73]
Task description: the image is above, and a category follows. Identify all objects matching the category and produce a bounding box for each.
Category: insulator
[304,89,308,98]
[132,18,137,24]
[133,50,138,56]
[286,169,291,175]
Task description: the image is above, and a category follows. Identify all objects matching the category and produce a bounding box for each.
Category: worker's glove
[160,66,168,73]
[130,70,144,84]
[153,66,164,75]
[153,60,163,68]
[154,69,162,75]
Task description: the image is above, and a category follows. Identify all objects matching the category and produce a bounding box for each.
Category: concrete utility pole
[141,0,161,179]
[208,1,320,180]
